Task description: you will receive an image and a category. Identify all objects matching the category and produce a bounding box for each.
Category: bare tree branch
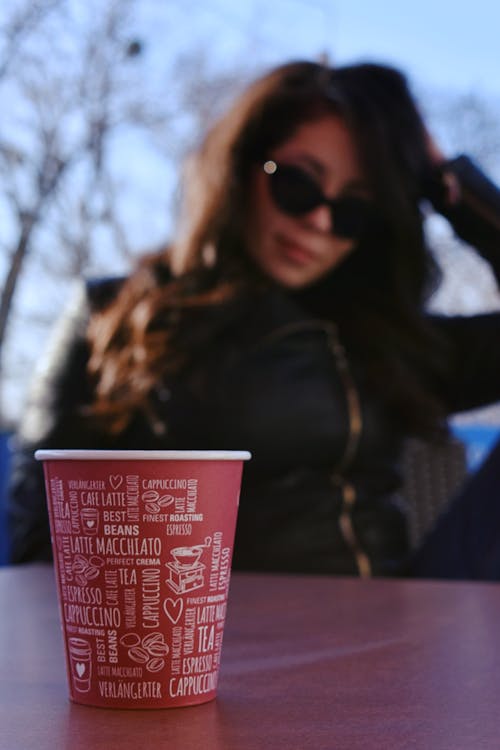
[0,0,62,80]
[0,0,253,423]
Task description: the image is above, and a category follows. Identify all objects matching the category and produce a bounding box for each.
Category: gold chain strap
[325,324,372,578]
[257,318,372,577]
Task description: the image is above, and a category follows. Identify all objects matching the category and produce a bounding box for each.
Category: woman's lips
[276,236,318,266]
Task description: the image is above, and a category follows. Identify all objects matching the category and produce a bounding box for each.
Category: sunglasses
[263,160,374,240]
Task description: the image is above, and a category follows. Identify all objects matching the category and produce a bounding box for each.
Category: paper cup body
[36,450,250,709]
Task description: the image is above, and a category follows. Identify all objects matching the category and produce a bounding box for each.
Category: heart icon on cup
[164,597,183,624]
[76,663,86,678]
[109,474,123,490]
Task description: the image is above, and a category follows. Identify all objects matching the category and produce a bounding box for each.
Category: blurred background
[1,0,500,460]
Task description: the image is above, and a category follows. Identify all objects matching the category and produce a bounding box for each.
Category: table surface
[1,565,500,750]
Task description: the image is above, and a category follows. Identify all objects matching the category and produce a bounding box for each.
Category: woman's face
[245,114,371,289]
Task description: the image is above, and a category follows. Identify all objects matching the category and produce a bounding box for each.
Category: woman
[7,60,500,577]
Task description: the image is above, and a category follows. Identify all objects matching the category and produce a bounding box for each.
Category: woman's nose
[302,204,332,233]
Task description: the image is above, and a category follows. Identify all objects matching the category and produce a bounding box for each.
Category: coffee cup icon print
[80,508,99,535]
[68,638,92,692]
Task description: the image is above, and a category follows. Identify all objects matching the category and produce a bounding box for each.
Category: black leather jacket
[7,156,500,574]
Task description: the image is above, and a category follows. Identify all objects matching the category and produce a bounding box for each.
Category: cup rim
[35,449,251,461]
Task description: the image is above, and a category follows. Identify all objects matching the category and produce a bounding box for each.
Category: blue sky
[317,0,499,95]
[190,0,500,97]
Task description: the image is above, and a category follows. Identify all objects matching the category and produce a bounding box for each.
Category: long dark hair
[87,60,448,435]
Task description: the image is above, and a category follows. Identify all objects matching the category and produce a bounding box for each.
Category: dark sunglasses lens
[268,166,322,215]
[332,197,371,239]
[266,163,373,239]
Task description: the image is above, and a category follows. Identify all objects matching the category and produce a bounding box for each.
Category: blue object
[451,424,500,471]
[0,432,12,565]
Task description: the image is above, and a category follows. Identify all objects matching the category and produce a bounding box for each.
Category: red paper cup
[35,449,251,709]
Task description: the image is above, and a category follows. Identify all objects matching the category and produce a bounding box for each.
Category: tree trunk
[0,213,37,353]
